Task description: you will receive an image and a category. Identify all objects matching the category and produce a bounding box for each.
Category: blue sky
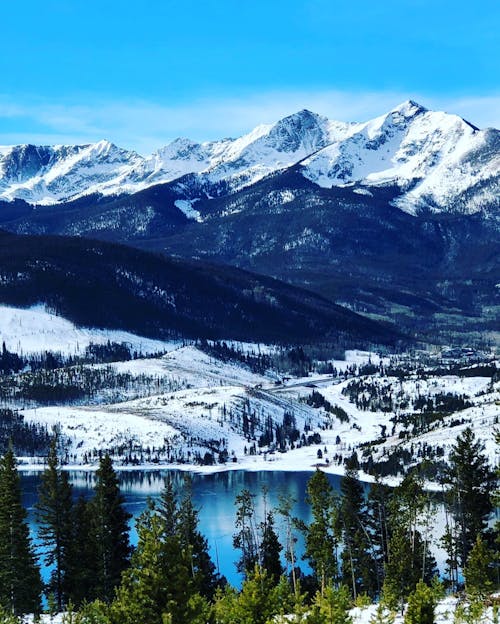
[1,0,498,153]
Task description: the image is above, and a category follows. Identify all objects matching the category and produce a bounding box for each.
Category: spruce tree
[340,460,377,599]
[36,438,74,610]
[112,508,199,624]
[91,453,131,603]
[304,469,339,593]
[0,448,42,615]
[233,488,259,577]
[312,583,352,624]
[177,475,222,599]
[463,534,494,599]
[260,510,284,584]
[366,476,392,592]
[443,427,494,568]
[403,580,435,624]
[67,496,97,606]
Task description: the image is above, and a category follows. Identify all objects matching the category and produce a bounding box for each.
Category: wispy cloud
[0,90,498,154]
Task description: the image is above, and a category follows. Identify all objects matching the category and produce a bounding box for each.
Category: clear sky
[1,0,498,153]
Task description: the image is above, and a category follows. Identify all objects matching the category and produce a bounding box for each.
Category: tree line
[0,426,498,624]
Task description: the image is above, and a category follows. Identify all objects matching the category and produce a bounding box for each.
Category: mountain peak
[390,99,428,117]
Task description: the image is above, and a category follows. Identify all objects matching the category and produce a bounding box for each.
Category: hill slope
[0,230,399,345]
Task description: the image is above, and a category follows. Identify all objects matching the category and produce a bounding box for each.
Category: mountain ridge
[1,100,497,216]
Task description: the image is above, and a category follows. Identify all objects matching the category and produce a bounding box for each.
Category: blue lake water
[21,469,347,588]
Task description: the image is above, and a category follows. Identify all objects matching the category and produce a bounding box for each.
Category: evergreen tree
[443,428,494,568]
[463,534,494,599]
[213,565,289,624]
[67,496,97,606]
[366,476,392,593]
[91,453,131,603]
[112,508,199,624]
[382,473,437,611]
[304,470,339,593]
[36,438,74,610]
[260,510,284,584]
[403,580,435,624]
[233,489,259,576]
[177,475,222,599]
[311,583,352,624]
[340,460,377,598]
[0,448,42,615]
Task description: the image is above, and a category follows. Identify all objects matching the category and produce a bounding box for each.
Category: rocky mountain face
[1,101,498,215]
[0,101,498,343]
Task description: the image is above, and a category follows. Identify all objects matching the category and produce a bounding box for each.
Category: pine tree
[36,438,74,610]
[403,580,435,624]
[67,496,97,606]
[382,472,437,611]
[0,448,42,615]
[463,534,494,599]
[91,453,131,603]
[233,489,259,576]
[312,583,352,624]
[112,508,198,624]
[304,470,339,593]
[340,460,377,599]
[214,565,288,624]
[260,510,284,584]
[177,475,222,599]
[366,477,392,593]
[443,428,494,568]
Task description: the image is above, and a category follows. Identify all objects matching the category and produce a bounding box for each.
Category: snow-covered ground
[0,304,179,355]
[23,595,500,624]
[2,305,498,479]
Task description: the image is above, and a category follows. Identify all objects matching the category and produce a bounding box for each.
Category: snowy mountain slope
[15,342,499,477]
[301,101,500,215]
[1,101,496,214]
[0,110,350,205]
[0,304,179,356]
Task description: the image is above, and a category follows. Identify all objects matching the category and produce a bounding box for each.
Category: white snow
[2,101,492,214]
[174,199,202,221]
[0,304,178,356]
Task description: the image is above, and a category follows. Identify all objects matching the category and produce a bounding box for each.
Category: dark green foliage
[213,565,291,624]
[311,583,353,624]
[443,428,495,568]
[305,391,349,423]
[0,408,52,456]
[382,473,437,610]
[0,230,399,345]
[36,439,74,609]
[111,476,220,624]
[0,343,23,374]
[463,535,495,598]
[90,454,132,603]
[403,581,435,624]
[177,476,222,599]
[233,489,259,576]
[304,470,340,591]
[365,477,392,590]
[112,511,198,624]
[67,496,97,607]
[260,511,284,584]
[0,448,42,615]
[340,461,378,598]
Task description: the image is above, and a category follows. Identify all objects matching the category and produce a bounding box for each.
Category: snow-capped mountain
[301,100,499,215]
[1,100,496,214]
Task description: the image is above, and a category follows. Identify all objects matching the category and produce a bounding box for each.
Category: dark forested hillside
[0,231,399,345]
